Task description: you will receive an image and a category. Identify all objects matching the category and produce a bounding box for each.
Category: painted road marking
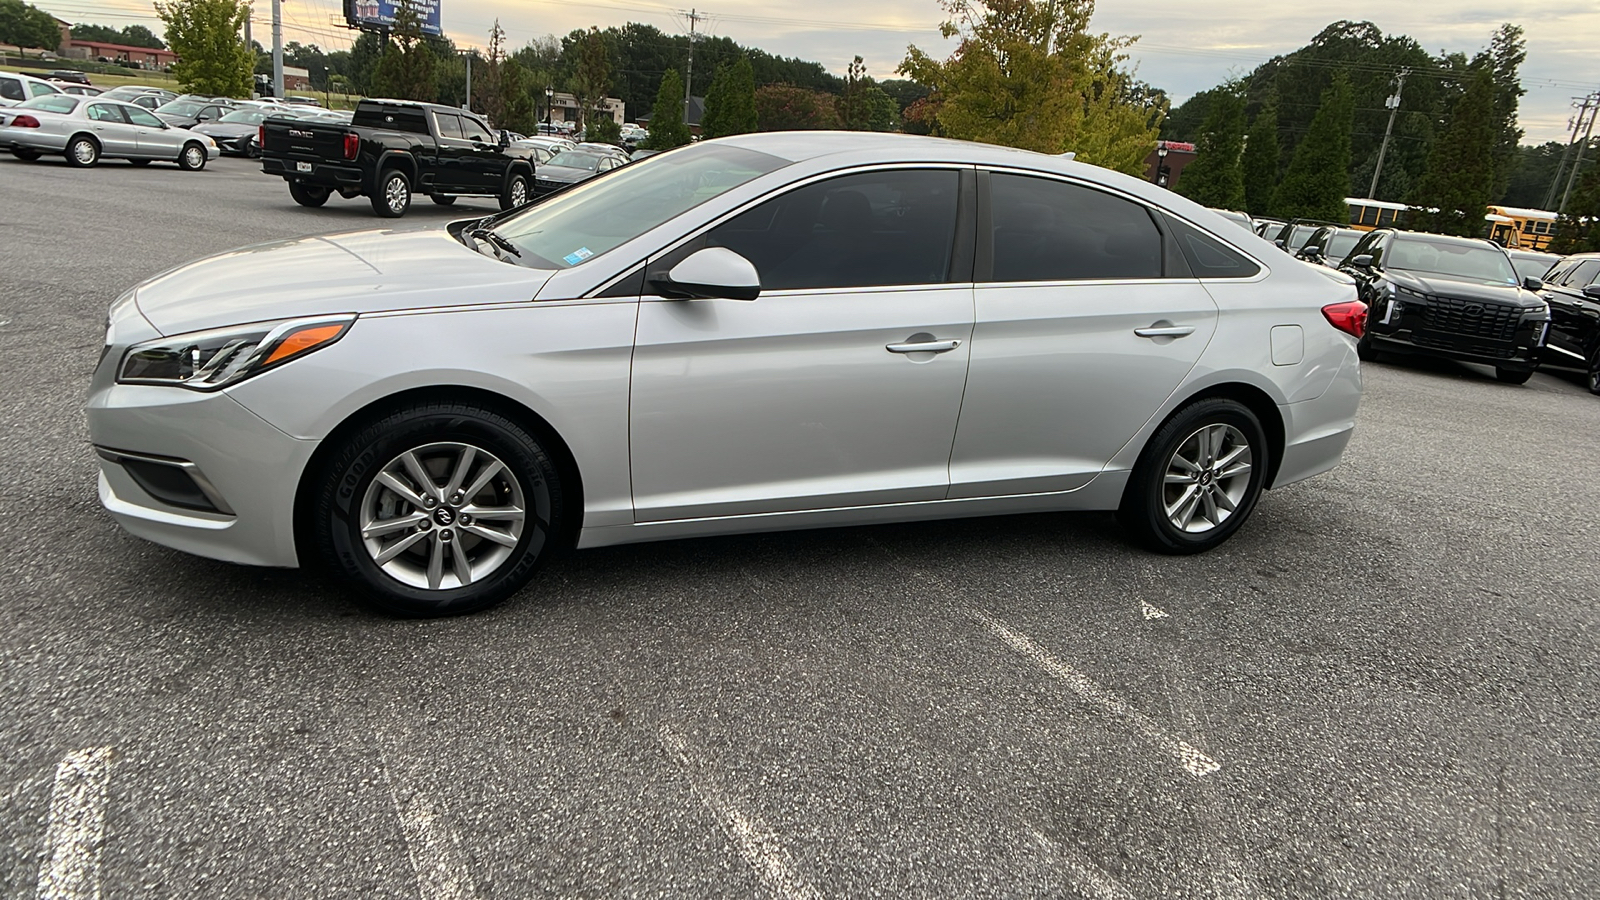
[1141,601,1170,620]
[383,762,478,900]
[971,611,1221,778]
[659,726,822,900]
[35,746,115,900]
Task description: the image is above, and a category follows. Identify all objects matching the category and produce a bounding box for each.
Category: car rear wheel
[178,142,207,171]
[289,181,330,207]
[1494,366,1533,385]
[66,135,99,168]
[313,401,564,617]
[1118,398,1269,554]
[372,168,411,217]
[500,173,529,211]
[11,147,40,161]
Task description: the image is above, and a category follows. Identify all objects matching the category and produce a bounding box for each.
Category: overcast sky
[44,0,1600,143]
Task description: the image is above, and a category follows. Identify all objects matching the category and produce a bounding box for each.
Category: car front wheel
[1588,351,1600,395]
[178,142,207,171]
[1118,398,1269,554]
[372,168,411,217]
[313,401,564,617]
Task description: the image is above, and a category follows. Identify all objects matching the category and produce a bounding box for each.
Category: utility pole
[464,52,472,111]
[1367,67,1409,200]
[1547,93,1597,210]
[1559,95,1598,214]
[682,8,704,104]
[271,0,283,99]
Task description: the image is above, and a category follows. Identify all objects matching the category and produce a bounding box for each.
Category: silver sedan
[0,94,218,169]
[88,133,1364,617]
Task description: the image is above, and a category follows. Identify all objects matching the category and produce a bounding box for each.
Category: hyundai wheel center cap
[434,507,456,526]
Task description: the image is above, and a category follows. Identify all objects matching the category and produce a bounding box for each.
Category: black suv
[1536,253,1600,393]
[1340,229,1551,384]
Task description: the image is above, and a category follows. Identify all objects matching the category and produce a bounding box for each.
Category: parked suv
[1298,225,1365,268]
[1536,253,1600,393]
[1341,229,1550,384]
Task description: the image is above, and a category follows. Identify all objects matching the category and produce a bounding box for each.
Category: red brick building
[61,39,178,70]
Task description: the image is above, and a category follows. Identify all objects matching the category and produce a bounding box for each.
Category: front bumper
[87,383,317,567]
[1365,293,1545,371]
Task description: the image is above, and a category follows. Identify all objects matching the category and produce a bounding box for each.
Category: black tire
[430,195,457,206]
[499,172,529,211]
[1355,332,1377,362]
[65,134,99,168]
[313,401,565,617]
[1117,398,1270,555]
[129,158,151,166]
[1586,350,1600,396]
[371,167,411,218]
[11,147,41,161]
[289,181,330,208]
[1494,366,1534,385]
[177,141,207,171]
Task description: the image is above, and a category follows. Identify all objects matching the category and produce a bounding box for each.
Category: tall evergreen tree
[1271,73,1353,222]
[371,0,436,101]
[700,62,733,139]
[1241,101,1280,216]
[1409,67,1498,237]
[722,56,759,135]
[643,69,691,150]
[1176,85,1246,209]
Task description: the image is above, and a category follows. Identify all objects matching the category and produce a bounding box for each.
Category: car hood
[132,228,554,335]
[538,165,595,182]
[192,122,254,138]
[1387,269,1536,307]
[155,114,194,126]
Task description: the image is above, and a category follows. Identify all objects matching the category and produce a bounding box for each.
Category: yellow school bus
[1485,205,1560,251]
[1345,197,1410,232]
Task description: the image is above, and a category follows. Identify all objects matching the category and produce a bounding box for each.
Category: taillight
[257,123,264,147]
[11,114,40,128]
[1322,300,1368,339]
[343,132,359,160]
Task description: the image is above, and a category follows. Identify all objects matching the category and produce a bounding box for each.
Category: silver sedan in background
[0,94,218,169]
[88,133,1364,617]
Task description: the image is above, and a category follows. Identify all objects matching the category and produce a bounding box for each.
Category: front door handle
[1134,325,1196,338]
[887,339,961,354]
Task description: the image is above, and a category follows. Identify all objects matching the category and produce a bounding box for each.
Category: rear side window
[124,106,162,127]
[27,81,55,98]
[988,173,1162,281]
[0,77,23,102]
[1164,215,1262,278]
[352,104,430,134]
[707,168,961,291]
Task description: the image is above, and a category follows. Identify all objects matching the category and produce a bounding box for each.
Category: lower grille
[1410,334,1518,358]
[1419,295,1520,341]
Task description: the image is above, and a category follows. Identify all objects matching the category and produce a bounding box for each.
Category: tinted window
[1387,237,1517,284]
[1566,259,1600,288]
[1166,216,1261,278]
[0,77,24,102]
[87,103,123,122]
[703,169,959,291]
[989,174,1161,281]
[1326,230,1362,260]
[461,115,490,142]
[434,112,464,138]
[351,104,430,133]
[124,106,163,127]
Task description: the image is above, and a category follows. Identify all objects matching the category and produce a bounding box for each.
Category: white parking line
[383,761,478,900]
[971,611,1222,778]
[35,746,115,900]
[659,726,822,900]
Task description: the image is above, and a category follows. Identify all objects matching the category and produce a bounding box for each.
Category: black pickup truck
[260,99,535,217]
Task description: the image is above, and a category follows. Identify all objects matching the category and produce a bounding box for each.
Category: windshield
[493,143,789,269]
[16,95,79,114]
[156,100,204,116]
[1387,237,1518,284]
[217,109,276,124]
[547,151,602,171]
[1326,231,1361,259]
[1510,254,1557,281]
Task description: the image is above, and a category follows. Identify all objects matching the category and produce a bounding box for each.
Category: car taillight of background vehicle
[258,124,265,148]
[10,115,40,128]
[1322,301,1368,339]
[343,132,359,160]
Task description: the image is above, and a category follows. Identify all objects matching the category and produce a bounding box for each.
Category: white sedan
[0,94,218,169]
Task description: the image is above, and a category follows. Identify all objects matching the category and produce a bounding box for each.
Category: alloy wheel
[358,442,526,591]
[511,179,527,205]
[1162,423,1253,534]
[386,176,408,213]
[71,139,97,166]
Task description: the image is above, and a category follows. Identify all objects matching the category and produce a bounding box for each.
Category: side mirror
[498,129,511,148]
[1274,239,1288,250]
[1301,245,1322,259]
[1583,284,1600,300]
[1522,276,1544,292]
[1349,254,1374,269]
[650,247,760,301]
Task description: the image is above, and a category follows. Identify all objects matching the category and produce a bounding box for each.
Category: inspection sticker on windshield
[562,247,593,265]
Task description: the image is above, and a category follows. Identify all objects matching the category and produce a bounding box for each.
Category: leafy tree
[586,113,622,143]
[1177,84,1246,210]
[1241,101,1280,216]
[156,0,254,97]
[371,0,436,101]
[1271,73,1353,222]
[567,26,613,135]
[0,0,61,53]
[754,84,841,131]
[643,69,690,149]
[1550,148,1600,254]
[70,23,166,49]
[700,55,757,138]
[900,0,1162,174]
[1409,67,1500,237]
[837,57,897,132]
[878,79,930,116]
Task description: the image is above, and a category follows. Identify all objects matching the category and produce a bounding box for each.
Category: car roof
[1382,229,1502,249]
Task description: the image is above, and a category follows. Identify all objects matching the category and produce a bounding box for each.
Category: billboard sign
[344,0,443,36]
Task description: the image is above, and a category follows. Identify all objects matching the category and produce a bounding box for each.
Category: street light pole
[545,86,554,130]
[1152,144,1168,185]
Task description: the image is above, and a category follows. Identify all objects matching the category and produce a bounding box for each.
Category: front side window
[434,112,464,139]
[706,168,960,291]
[1566,259,1600,288]
[124,106,163,127]
[0,77,23,102]
[461,115,490,142]
[989,173,1162,282]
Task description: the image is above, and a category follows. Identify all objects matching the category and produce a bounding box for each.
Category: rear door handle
[886,339,961,354]
[1134,325,1196,338]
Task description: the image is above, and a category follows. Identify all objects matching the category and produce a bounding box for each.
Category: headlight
[1394,286,1428,301]
[118,315,354,390]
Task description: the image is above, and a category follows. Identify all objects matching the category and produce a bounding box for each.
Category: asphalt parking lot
[2,152,1597,899]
